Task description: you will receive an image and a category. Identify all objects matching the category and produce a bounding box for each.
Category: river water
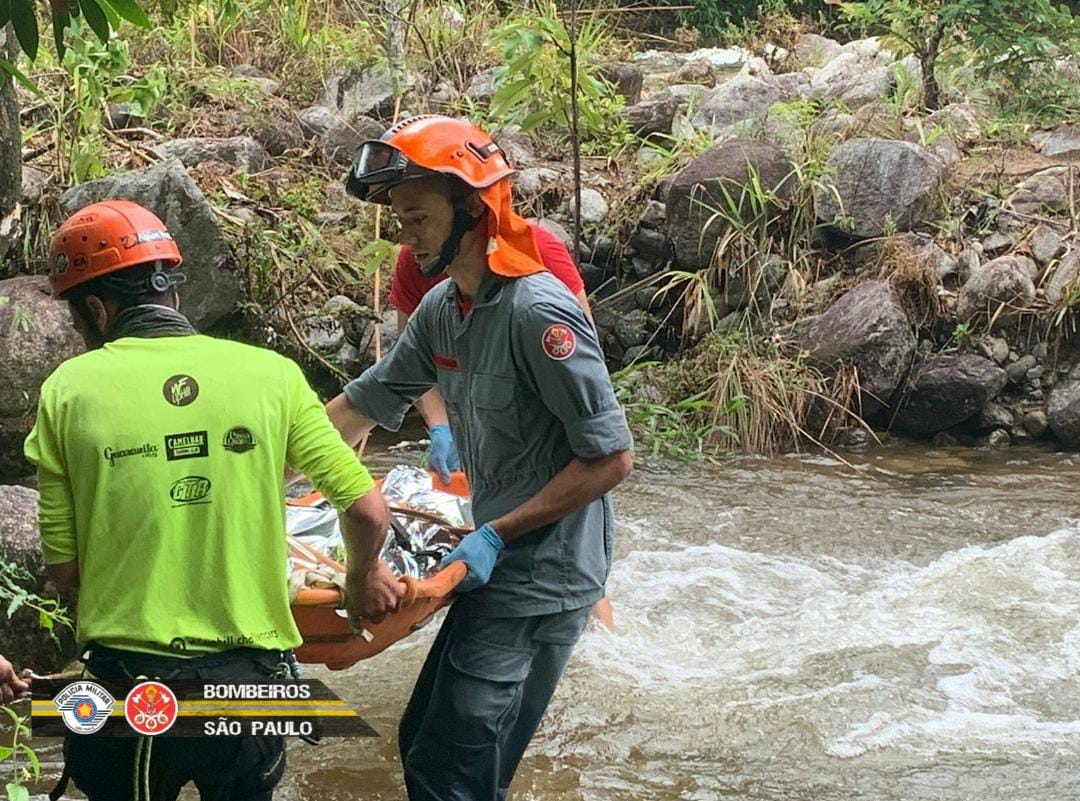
[25,442,1080,799]
[270,443,1080,801]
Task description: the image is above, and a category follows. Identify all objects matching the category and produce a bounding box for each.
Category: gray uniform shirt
[344,270,632,617]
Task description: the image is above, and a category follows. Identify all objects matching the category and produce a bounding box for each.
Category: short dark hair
[65,263,175,310]
[399,173,473,204]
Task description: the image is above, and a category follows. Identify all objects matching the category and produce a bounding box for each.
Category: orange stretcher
[290,472,471,670]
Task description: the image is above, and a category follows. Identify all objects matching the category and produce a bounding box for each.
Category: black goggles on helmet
[345,140,433,202]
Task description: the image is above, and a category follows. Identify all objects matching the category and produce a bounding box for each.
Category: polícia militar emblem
[125,680,179,735]
[53,681,115,734]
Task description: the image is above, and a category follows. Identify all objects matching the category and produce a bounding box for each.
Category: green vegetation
[838,0,1080,115]
[618,331,864,457]
[2,0,1077,459]
[0,563,72,800]
[488,2,630,152]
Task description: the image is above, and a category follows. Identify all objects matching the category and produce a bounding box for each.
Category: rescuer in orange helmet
[28,199,394,800]
[331,116,633,800]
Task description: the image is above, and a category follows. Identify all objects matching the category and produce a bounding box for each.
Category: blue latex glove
[427,424,461,485]
[442,524,504,593]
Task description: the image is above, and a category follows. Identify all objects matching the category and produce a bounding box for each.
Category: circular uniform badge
[163,375,199,407]
[541,324,576,361]
[125,680,179,736]
[53,681,115,734]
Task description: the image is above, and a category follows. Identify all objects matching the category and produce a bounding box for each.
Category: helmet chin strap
[418,204,483,279]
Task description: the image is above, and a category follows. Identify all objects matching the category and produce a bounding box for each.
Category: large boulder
[1007,166,1077,217]
[597,62,643,105]
[890,354,1007,436]
[926,103,990,148]
[0,277,85,477]
[465,67,500,105]
[801,280,915,411]
[0,485,77,673]
[816,138,946,238]
[762,71,812,101]
[957,255,1036,321]
[621,93,681,138]
[322,66,416,121]
[1045,249,1080,305]
[632,47,746,80]
[671,59,716,87]
[153,136,268,171]
[60,159,242,329]
[298,105,336,140]
[323,115,384,167]
[1032,125,1080,159]
[794,34,843,68]
[1049,378,1080,447]
[248,113,305,157]
[20,165,48,206]
[1030,224,1065,267]
[691,75,780,130]
[339,308,399,376]
[569,188,609,225]
[809,53,895,109]
[666,139,794,269]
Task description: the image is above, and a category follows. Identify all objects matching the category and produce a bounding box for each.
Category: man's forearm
[414,388,449,427]
[488,450,632,543]
[341,491,390,580]
[326,393,378,448]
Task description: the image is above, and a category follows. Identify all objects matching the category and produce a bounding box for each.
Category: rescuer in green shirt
[24,200,399,801]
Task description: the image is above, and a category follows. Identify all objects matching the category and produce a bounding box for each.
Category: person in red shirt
[389,221,591,483]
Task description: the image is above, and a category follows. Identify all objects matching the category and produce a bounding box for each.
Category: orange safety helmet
[345,115,515,204]
[49,200,183,299]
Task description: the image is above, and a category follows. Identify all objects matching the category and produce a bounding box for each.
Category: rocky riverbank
[1,27,1079,478]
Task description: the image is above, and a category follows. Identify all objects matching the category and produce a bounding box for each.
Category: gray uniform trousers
[399,601,593,801]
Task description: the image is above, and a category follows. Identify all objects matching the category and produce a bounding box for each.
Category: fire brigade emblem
[125,681,179,735]
[541,324,576,361]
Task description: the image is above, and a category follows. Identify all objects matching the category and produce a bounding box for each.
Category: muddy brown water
[22,440,1080,800]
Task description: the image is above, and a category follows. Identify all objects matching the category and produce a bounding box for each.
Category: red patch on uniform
[434,354,460,371]
[541,324,576,361]
[124,681,178,736]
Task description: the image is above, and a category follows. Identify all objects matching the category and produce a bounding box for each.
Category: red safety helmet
[346,115,515,204]
[49,200,183,299]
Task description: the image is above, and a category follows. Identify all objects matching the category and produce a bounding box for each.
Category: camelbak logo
[163,375,199,407]
[170,476,211,506]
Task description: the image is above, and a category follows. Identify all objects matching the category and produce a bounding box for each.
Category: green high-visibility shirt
[24,334,375,657]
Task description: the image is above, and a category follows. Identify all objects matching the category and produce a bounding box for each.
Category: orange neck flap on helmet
[478,179,546,279]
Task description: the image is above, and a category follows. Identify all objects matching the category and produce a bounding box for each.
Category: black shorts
[63,646,289,801]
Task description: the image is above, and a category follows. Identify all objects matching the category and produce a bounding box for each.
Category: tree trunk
[920,19,947,112]
[0,25,22,265]
[383,0,407,100]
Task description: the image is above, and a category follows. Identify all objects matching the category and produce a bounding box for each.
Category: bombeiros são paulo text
[203,684,312,699]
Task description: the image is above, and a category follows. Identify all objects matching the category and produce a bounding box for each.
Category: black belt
[82,643,294,680]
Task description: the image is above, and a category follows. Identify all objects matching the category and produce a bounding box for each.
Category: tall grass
[620,331,867,457]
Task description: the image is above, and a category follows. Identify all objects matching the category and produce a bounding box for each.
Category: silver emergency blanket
[286,467,471,598]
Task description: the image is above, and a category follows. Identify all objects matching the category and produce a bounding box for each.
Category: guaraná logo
[53,681,115,735]
[103,442,159,467]
[170,476,211,506]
